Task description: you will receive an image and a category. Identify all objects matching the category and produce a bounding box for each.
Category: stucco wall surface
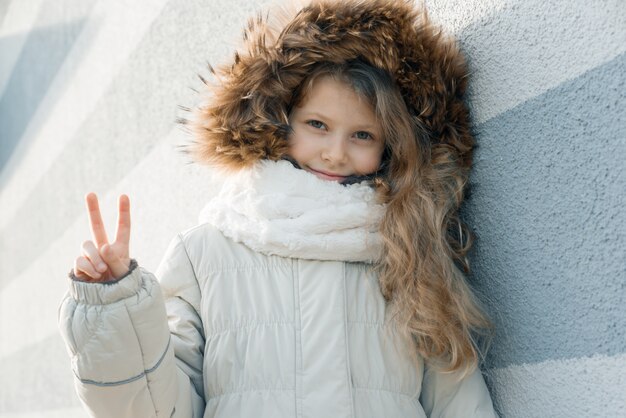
[0,0,624,417]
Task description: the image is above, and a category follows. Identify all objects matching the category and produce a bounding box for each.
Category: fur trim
[183,0,473,171]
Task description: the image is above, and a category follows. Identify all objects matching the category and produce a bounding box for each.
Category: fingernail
[98,263,107,272]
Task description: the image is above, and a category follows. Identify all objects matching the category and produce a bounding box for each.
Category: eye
[306,120,326,130]
[355,131,374,140]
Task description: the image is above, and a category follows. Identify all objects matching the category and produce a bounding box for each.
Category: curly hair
[285,59,493,375]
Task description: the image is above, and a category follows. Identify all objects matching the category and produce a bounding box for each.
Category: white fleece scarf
[198,160,386,263]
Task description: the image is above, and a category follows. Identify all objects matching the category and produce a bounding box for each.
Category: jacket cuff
[68,259,141,305]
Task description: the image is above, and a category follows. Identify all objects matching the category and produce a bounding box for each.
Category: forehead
[295,76,378,122]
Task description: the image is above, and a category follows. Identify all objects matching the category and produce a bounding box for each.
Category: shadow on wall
[0,19,89,180]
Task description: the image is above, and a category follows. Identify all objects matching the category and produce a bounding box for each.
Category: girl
[59,0,498,417]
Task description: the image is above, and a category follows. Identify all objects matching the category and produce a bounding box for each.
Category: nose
[321,135,348,165]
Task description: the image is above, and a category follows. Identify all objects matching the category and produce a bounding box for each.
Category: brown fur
[183,0,473,174]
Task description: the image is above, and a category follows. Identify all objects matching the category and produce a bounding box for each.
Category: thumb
[101,244,131,279]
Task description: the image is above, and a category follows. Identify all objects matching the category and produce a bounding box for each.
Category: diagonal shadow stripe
[0,19,89,173]
[0,0,97,175]
[463,51,626,369]
[453,0,626,125]
[0,0,259,290]
[0,1,11,30]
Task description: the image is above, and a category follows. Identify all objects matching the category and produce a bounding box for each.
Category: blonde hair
[290,60,493,374]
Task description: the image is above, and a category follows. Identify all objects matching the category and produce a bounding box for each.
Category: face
[287,76,385,182]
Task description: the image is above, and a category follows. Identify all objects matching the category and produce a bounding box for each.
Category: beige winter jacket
[59,220,497,418]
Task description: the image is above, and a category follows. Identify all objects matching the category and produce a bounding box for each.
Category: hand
[73,193,132,282]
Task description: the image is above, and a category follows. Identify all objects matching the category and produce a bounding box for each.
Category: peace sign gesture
[73,193,132,282]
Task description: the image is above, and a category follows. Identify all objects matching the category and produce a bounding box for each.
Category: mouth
[307,167,347,181]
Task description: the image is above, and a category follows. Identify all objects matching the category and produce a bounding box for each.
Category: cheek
[355,148,384,174]
[287,130,314,159]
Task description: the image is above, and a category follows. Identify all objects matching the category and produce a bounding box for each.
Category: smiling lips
[308,167,347,181]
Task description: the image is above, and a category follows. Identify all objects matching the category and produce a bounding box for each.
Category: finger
[85,192,109,248]
[74,256,101,280]
[101,244,130,279]
[81,240,108,273]
[115,194,131,246]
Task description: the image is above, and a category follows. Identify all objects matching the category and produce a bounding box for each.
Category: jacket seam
[341,262,356,417]
[204,264,282,274]
[293,259,303,418]
[352,385,419,400]
[208,387,295,400]
[346,320,388,327]
[206,320,294,337]
[72,301,105,354]
[126,303,159,413]
[74,336,172,387]
[178,233,200,283]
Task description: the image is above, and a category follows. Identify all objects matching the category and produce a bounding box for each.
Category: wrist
[69,259,138,284]
[67,259,141,305]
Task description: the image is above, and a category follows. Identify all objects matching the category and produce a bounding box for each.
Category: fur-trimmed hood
[184,0,473,172]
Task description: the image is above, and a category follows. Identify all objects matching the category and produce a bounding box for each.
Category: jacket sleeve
[58,234,205,418]
[419,362,498,418]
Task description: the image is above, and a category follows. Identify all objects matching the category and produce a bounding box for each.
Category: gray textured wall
[0,0,624,417]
